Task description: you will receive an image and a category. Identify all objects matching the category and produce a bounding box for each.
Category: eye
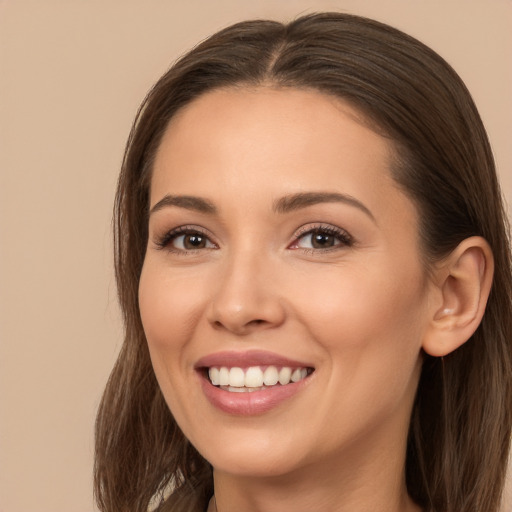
[155,226,217,252]
[290,225,353,251]
[173,232,214,250]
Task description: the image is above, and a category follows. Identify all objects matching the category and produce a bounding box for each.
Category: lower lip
[199,373,311,415]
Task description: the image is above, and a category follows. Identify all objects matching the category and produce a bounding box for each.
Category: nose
[206,250,286,335]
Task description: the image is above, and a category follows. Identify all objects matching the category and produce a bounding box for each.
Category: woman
[94,13,512,512]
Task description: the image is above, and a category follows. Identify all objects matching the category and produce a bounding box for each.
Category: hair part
[95,12,512,512]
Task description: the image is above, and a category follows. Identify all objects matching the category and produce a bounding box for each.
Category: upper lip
[195,349,314,369]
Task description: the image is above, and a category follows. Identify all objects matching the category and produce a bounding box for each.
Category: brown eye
[291,226,353,251]
[181,234,207,249]
[161,229,216,252]
[310,232,337,248]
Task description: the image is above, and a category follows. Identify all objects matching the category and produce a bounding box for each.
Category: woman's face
[139,87,434,478]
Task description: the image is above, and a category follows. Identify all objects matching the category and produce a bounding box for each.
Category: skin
[138,87,434,512]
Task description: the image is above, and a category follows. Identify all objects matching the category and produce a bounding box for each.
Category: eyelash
[154,224,353,254]
[290,224,353,253]
[155,225,217,254]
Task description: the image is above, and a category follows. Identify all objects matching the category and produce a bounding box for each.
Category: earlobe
[422,237,494,357]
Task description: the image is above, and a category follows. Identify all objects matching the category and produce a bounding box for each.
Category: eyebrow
[273,192,375,222]
[149,191,375,222]
[150,195,217,215]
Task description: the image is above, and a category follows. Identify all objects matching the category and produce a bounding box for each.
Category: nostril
[212,317,268,333]
[245,319,267,328]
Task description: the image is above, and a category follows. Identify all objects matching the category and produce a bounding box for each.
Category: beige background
[0,1,511,511]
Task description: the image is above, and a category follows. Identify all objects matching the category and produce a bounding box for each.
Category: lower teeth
[219,385,276,393]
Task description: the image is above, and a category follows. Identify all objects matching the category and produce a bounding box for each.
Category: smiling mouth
[205,365,314,392]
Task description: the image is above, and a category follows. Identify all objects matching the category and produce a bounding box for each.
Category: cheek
[297,265,426,438]
[138,262,208,362]
[299,265,424,334]
[138,262,212,426]
[289,261,427,385]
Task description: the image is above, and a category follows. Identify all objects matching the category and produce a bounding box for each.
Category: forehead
[152,87,396,196]
[157,87,385,160]
[149,87,418,235]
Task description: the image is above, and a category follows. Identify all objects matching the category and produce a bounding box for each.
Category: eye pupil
[184,234,205,249]
[312,232,334,248]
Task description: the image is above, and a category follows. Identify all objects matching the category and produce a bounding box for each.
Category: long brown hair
[94,13,512,512]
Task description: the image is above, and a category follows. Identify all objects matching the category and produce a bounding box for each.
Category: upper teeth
[208,366,309,388]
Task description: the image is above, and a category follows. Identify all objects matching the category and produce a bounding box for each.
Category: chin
[211,455,300,479]
[196,434,305,478]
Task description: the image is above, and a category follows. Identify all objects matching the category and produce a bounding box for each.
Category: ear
[422,236,494,357]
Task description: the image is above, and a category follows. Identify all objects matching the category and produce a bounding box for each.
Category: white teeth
[207,365,311,389]
[263,366,279,386]
[209,367,220,385]
[278,367,292,385]
[229,367,245,387]
[291,368,302,382]
[245,366,264,387]
[223,386,266,393]
[219,367,230,386]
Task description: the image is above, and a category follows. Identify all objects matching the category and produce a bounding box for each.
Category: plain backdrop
[0,1,511,511]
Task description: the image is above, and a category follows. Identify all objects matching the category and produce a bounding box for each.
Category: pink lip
[199,375,312,415]
[195,350,314,416]
[195,349,313,370]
